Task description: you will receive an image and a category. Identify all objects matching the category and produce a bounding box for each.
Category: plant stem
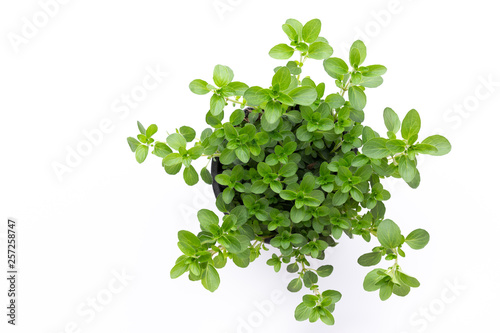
[226,98,245,106]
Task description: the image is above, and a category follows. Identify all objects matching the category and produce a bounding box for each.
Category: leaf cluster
[127,18,451,326]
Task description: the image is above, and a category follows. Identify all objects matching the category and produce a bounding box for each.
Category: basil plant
[127,18,451,326]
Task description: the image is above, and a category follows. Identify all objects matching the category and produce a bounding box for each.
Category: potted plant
[127,18,451,326]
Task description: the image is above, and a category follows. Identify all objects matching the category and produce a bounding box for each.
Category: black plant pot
[210,157,226,198]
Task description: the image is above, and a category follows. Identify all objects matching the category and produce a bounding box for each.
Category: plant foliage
[127,18,451,325]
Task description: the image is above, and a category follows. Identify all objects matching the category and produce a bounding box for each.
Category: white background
[1,0,499,332]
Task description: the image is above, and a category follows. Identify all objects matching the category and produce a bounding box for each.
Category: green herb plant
[127,18,451,326]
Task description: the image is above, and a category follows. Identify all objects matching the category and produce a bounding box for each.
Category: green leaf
[289,86,318,105]
[179,126,196,142]
[295,302,312,321]
[244,86,271,106]
[162,153,182,166]
[377,219,402,249]
[280,190,297,200]
[200,167,213,185]
[279,162,298,177]
[226,81,248,96]
[213,65,234,87]
[152,142,172,158]
[127,137,140,152]
[286,19,303,40]
[282,23,298,41]
[235,146,250,163]
[398,272,420,288]
[287,278,303,292]
[197,209,219,232]
[405,229,430,250]
[264,100,283,124]
[303,271,319,288]
[202,265,220,292]
[351,154,370,167]
[219,148,236,165]
[219,235,242,253]
[357,252,382,267]
[317,265,334,277]
[379,283,393,301]
[325,93,345,109]
[229,109,245,126]
[412,144,438,155]
[299,174,316,193]
[178,230,201,249]
[350,40,367,66]
[320,311,335,326]
[392,283,411,297]
[272,67,292,91]
[331,191,348,206]
[348,86,367,111]
[350,187,364,202]
[135,145,148,163]
[250,180,267,194]
[210,94,226,115]
[383,107,401,133]
[362,65,387,77]
[362,138,390,159]
[137,121,146,135]
[146,124,158,138]
[164,162,182,175]
[386,139,406,154]
[167,133,187,150]
[401,109,421,140]
[302,19,321,43]
[360,76,384,88]
[308,42,333,60]
[349,48,360,68]
[269,44,295,59]
[421,135,452,156]
[363,268,386,291]
[183,165,199,186]
[398,155,417,183]
[322,290,342,303]
[323,58,349,78]
[170,262,189,279]
[309,307,320,323]
[189,79,210,95]
[302,295,319,307]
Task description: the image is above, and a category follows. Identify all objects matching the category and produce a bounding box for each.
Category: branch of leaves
[294,289,341,325]
[269,18,333,62]
[327,162,372,205]
[287,261,333,291]
[159,126,212,185]
[219,122,269,164]
[170,209,252,292]
[243,66,318,131]
[358,219,430,300]
[189,64,249,115]
[250,161,298,195]
[362,108,451,187]
[323,40,387,112]
[279,174,326,223]
[127,121,160,163]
